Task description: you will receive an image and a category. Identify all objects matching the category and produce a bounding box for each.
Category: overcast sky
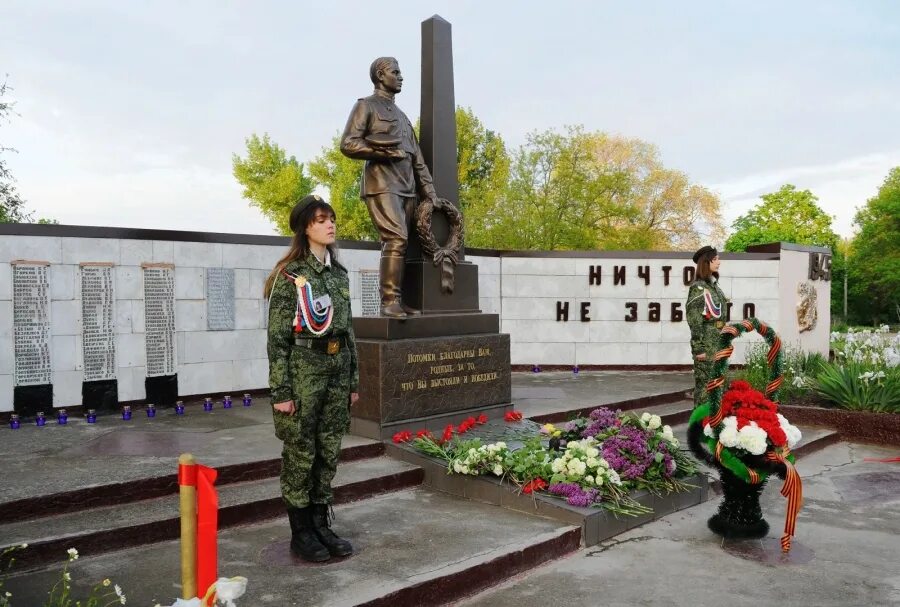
[2,1,899,241]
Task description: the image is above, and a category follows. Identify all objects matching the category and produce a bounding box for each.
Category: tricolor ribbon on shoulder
[703,289,722,320]
[282,270,333,336]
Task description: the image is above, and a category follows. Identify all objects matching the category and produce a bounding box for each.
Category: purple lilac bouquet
[581,407,620,439]
[548,482,600,507]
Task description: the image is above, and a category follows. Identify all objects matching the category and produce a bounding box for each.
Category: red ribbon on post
[178,460,219,604]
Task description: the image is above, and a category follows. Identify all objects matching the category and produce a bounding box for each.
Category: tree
[1,76,32,223]
[847,168,900,324]
[723,185,839,252]
[232,134,315,234]
[472,127,724,250]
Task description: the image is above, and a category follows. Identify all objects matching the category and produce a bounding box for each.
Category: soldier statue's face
[378,62,403,94]
[710,255,721,273]
[305,210,336,247]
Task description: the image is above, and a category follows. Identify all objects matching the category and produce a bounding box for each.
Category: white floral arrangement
[703,411,802,456]
[450,442,509,476]
[549,438,622,488]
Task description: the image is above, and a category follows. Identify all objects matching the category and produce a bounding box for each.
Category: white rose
[648,415,662,430]
[641,412,651,423]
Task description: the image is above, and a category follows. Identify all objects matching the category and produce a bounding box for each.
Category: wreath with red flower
[687,317,803,552]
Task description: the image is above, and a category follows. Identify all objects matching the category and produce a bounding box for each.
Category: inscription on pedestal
[360,269,380,317]
[13,263,51,386]
[206,268,235,330]
[356,333,511,423]
[80,265,117,381]
[143,266,176,377]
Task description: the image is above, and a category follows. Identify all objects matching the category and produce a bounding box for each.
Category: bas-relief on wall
[0,232,829,410]
[797,281,818,333]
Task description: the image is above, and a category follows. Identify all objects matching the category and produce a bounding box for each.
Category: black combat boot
[310,504,353,557]
[287,506,330,562]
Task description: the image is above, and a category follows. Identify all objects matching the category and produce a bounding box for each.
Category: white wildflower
[67,548,79,561]
[63,572,71,582]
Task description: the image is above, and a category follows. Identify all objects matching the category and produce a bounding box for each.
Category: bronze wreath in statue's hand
[415,196,464,264]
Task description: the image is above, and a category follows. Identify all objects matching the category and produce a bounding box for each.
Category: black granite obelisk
[351,15,511,439]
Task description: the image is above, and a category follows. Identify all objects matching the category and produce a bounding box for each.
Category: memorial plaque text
[81,265,117,381]
[13,263,52,386]
[206,268,235,331]
[143,266,176,376]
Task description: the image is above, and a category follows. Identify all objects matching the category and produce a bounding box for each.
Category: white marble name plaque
[207,268,235,331]
[80,265,117,381]
[143,265,176,377]
[13,262,52,386]
[360,269,380,317]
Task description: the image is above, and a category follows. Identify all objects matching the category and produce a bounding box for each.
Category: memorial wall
[0,225,830,412]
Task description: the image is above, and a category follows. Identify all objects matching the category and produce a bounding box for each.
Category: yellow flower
[103,579,111,587]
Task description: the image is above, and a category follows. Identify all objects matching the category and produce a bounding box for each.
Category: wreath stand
[687,318,803,552]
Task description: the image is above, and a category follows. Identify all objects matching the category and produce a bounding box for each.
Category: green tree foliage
[232,134,315,234]
[723,184,839,252]
[1,77,32,223]
[474,127,723,250]
[847,168,900,324]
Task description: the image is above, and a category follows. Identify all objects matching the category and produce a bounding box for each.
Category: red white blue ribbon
[703,289,722,320]
[282,270,333,336]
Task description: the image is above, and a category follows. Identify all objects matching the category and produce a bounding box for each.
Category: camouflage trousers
[692,358,713,407]
[272,346,352,508]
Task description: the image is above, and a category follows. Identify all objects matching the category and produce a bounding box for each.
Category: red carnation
[523,478,548,494]
[476,414,489,425]
[729,380,753,392]
[415,429,432,439]
[441,424,455,443]
[392,430,412,443]
[504,410,523,422]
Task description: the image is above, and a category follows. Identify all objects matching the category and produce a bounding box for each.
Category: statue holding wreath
[341,56,463,318]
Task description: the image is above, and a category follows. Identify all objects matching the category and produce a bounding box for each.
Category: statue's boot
[380,255,407,319]
[400,302,422,316]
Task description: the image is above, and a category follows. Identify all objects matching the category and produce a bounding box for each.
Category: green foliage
[475,127,724,250]
[847,167,900,324]
[1,76,55,224]
[724,184,839,252]
[307,135,375,241]
[813,362,900,412]
[501,437,553,483]
[733,343,824,403]
[232,133,315,234]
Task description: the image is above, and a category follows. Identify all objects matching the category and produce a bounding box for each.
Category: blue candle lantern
[36,412,46,427]
[9,414,20,429]
[532,364,541,373]
[146,403,156,418]
[175,401,185,415]
[242,393,252,407]
[86,409,97,424]
[57,408,68,425]
[573,365,579,375]
[122,405,132,421]
[223,395,232,409]
[203,397,213,412]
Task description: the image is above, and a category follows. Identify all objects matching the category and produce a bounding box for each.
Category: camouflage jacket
[267,253,359,403]
[686,277,730,357]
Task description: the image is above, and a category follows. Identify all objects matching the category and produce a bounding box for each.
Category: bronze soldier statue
[340,57,442,318]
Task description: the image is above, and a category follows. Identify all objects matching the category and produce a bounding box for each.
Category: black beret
[692,245,717,264]
[289,194,329,233]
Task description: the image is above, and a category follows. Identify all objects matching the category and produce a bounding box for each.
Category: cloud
[710,151,900,237]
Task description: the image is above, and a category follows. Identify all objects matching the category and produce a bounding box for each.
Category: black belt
[295,335,347,354]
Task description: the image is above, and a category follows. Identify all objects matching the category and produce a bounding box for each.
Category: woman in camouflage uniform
[265,194,359,562]
[686,246,729,407]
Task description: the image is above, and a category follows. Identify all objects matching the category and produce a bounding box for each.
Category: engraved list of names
[13,263,52,386]
[206,268,235,330]
[81,265,117,381]
[143,266,176,376]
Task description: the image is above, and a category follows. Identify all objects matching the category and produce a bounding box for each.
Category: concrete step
[0,433,384,524]
[1,487,581,607]
[1,455,422,571]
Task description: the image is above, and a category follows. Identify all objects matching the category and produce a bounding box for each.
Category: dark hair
[369,56,397,86]
[696,252,719,281]
[264,200,338,298]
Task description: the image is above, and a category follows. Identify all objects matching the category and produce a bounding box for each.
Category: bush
[811,327,900,412]
[733,342,823,403]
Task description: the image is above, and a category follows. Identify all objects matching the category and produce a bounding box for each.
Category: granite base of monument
[402,261,480,313]
[351,329,512,440]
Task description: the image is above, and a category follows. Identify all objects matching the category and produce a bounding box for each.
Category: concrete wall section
[0,228,828,410]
